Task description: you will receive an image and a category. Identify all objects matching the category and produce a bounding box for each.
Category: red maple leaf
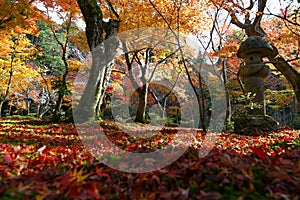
[250,146,266,161]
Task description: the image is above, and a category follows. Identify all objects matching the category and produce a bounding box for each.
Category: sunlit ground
[0,118,299,199]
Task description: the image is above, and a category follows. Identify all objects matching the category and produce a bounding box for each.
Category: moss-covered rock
[234,115,279,135]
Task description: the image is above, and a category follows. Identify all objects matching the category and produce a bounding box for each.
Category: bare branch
[252,0,266,26]
[106,0,120,19]
[246,0,254,10]
[122,42,139,89]
[148,47,181,83]
[218,0,267,37]
[266,13,300,27]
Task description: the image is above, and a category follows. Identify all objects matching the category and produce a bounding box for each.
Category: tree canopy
[0,0,299,124]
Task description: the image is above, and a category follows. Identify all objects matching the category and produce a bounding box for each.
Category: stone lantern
[234,36,279,135]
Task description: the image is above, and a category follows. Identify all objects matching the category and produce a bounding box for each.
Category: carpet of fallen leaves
[0,119,300,200]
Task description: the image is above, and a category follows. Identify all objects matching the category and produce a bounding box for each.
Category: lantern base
[234,115,279,135]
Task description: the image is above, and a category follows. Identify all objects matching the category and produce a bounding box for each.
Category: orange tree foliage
[73,0,218,121]
[100,0,214,34]
[264,17,300,69]
[0,31,39,113]
[0,0,41,33]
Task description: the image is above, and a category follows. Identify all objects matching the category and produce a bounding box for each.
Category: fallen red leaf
[3,153,13,164]
[250,146,266,160]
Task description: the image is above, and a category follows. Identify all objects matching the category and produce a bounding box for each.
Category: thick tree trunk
[75,0,105,122]
[197,71,208,130]
[26,98,30,115]
[75,46,107,122]
[95,58,115,118]
[54,85,66,118]
[271,55,300,104]
[78,0,104,51]
[55,91,63,116]
[75,0,119,122]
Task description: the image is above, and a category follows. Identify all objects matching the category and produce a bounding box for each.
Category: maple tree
[0,0,85,118]
[0,31,38,116]
[0,0,40,31]
[74,0,215,122]
[29,0,84,120]
[116,48,183,124]
[146,0,227,131]
[113,27,196,123]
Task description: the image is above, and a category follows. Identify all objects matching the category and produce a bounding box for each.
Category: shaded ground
[0,119,299,199]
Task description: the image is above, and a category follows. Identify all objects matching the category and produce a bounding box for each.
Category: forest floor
[0,118,299,199]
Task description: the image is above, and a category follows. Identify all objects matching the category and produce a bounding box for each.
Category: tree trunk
[197,71,208,130]
[75,46,107,122]
[135,85,148,123]
[55,85,65,118]
[270,55,300,104]
[222,59,232,126]
[75,0,105,122]
[0,55,14,117]
[54,57,68,119]
[95,59,114,119]
[26,99,30,116]
[8,102,12,116]
[0,101,4,117]
[75,0,119,122]
[78,0,104,51]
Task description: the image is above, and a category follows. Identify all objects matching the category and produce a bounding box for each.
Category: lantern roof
[237,36,274,59]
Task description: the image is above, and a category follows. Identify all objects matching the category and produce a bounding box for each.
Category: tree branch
[221,0,267,37]
[106,0,120,19]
